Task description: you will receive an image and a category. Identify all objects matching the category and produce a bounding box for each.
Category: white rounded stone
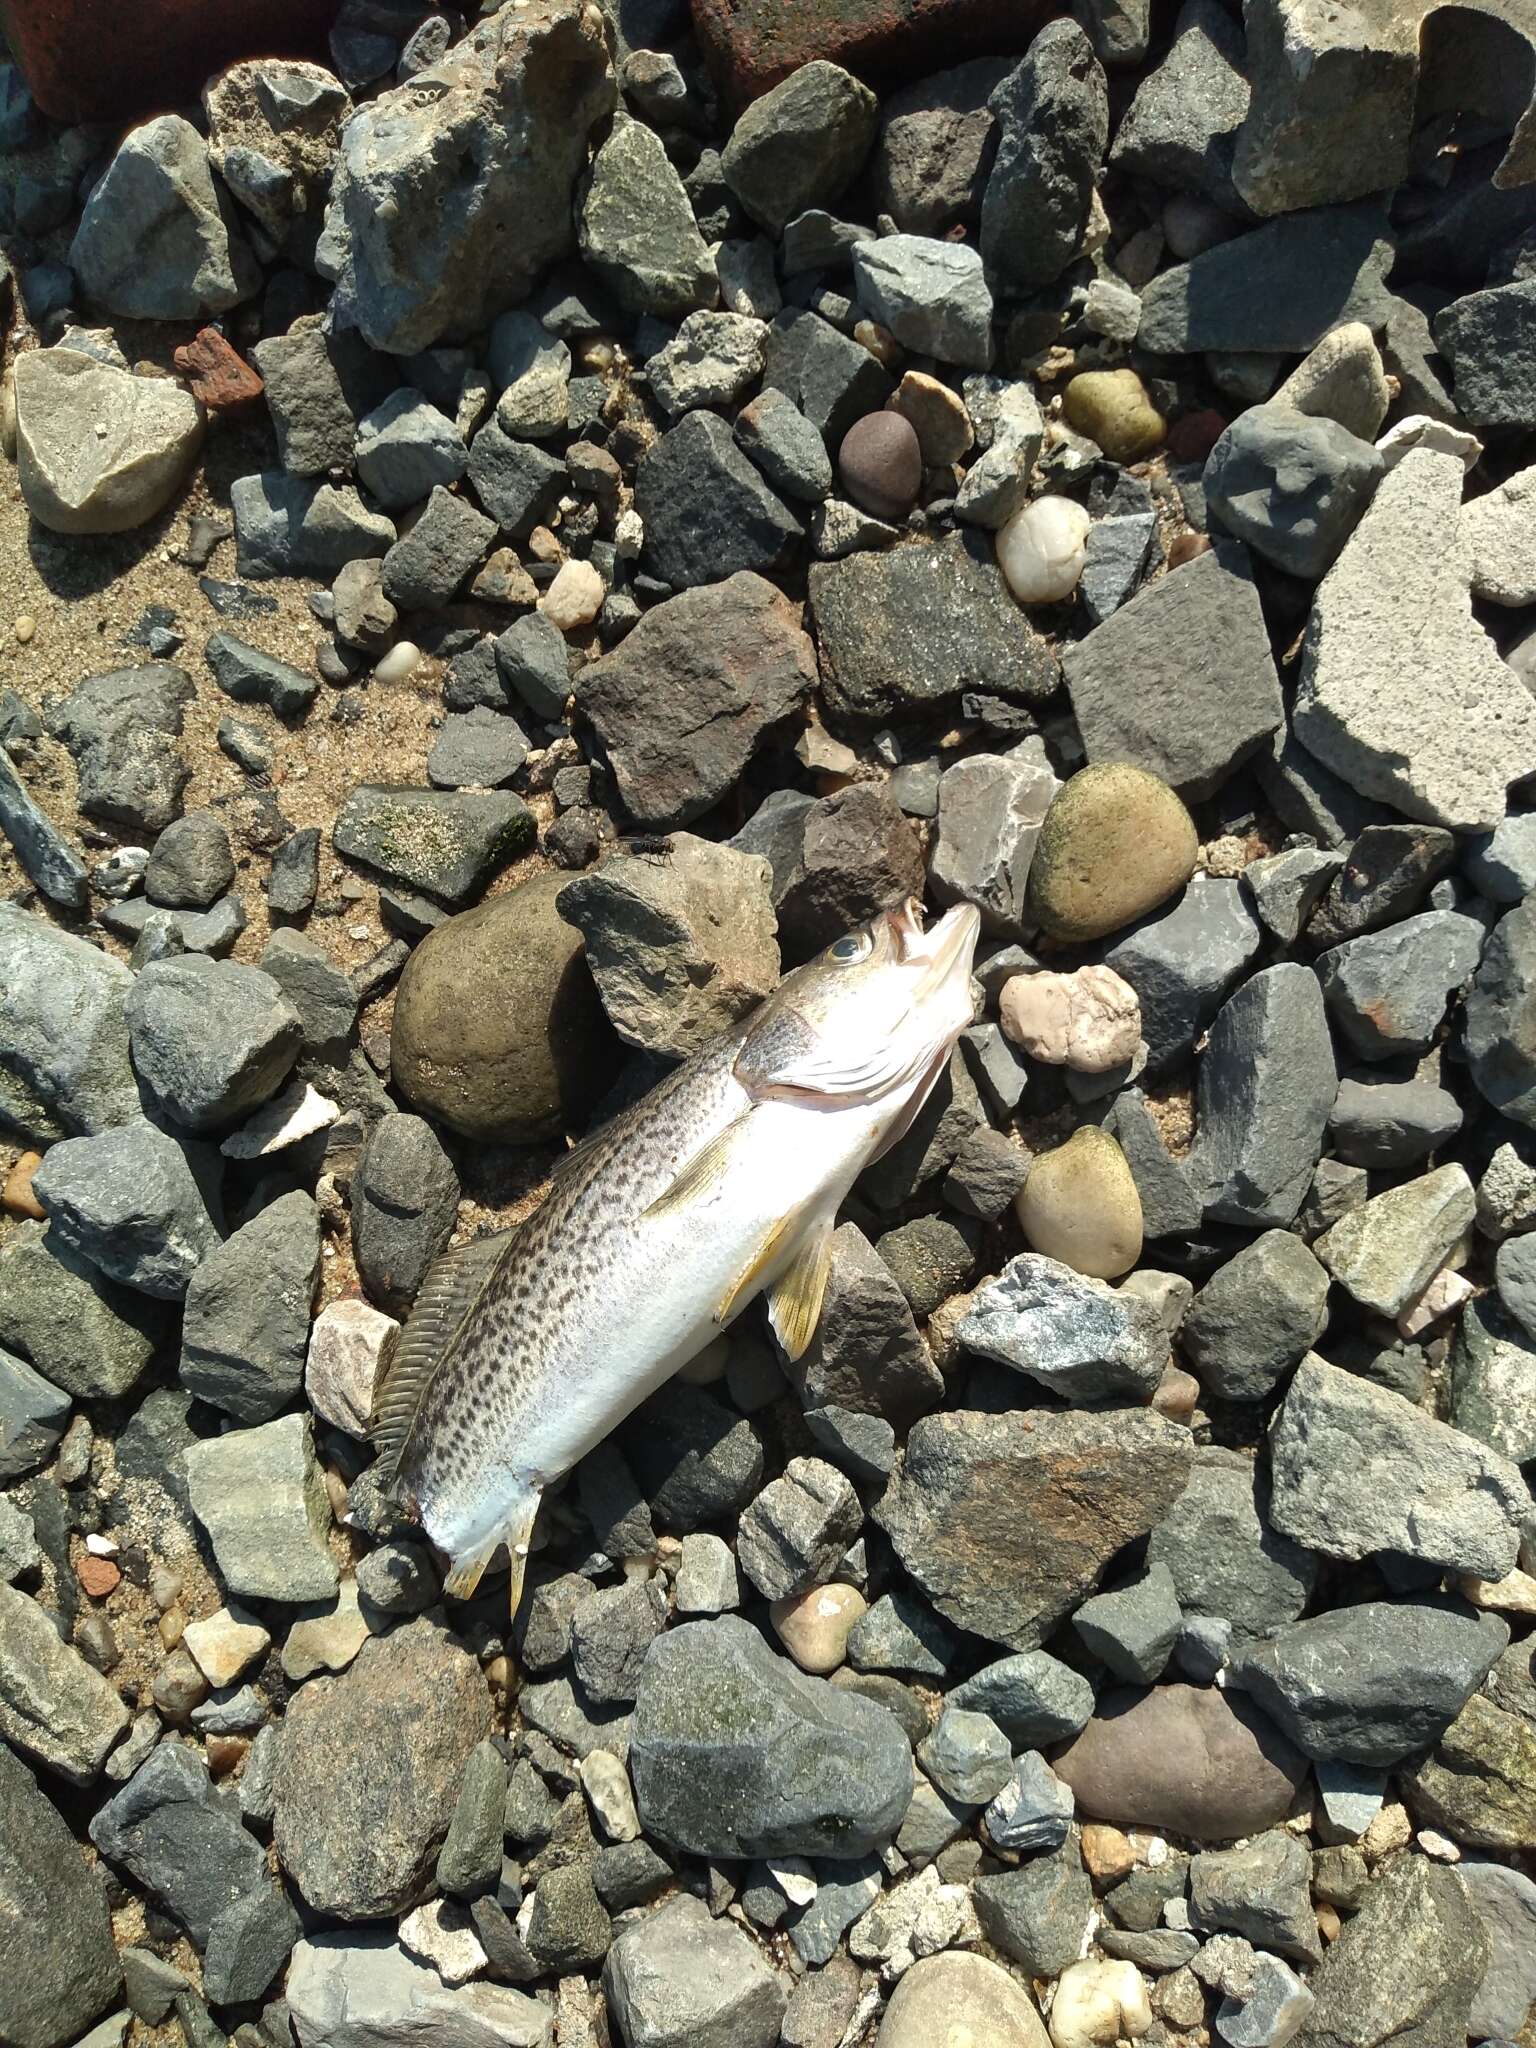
[539,557,605,631]
[1048,1959,1153,2048]
[1000,966,1142,1073]
[996,495,1092,604]
[770,1583,867,1673]
[374,640,422,685]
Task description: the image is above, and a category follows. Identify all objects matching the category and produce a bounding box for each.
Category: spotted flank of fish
[370,896,982,1611]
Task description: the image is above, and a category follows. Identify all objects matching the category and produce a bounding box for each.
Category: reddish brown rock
[78,1554,120,1600]
[1054,1684,1308,1840]
[838,411,923,521]
[173,328,264,413]
[2,1149,45,1220]
[691,0,1056,108]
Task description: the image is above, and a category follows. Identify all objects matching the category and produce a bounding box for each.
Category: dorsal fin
[369,1231,514,1482]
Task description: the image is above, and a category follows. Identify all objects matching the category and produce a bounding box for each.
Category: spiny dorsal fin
[644,1109,753,1220]
[369,1231,514,1481]
[767,1216,834,1362]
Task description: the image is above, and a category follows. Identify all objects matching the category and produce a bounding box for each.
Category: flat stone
[89,1739,268,1949]
[1434,276,1536,432]
[958,1252,1167,1401]
[930,742,1060,937]
[184,1412,338,1604]
[875,1405,1193,1651]
[232,472,395,580]
[0,1579,130,1783]
[575,572,814,830]
[49,663,193,834]
[1054,1683,1307,1840]
[333,784,533,906]
[1330,1074,1462,1172]
[1294,447,1536,831]
[852,234,993,369]
[0,748,89,911]
[1105,874,1263,1076]
[287,1930,553,2048]
[1267,1353,1526,1580]
[971,1835,1095,1977]
[0,1741,122,2048]
[1405,1692,1536,1852]
[1192,963,1337,1229]
[0,1222,160,1400]
[630,1615,913,1859]
[16,349,204,535]
[70,113,257,319]
[1062,543,1282,801]
[382,486,496,610]
[1315,1163,1475,1316]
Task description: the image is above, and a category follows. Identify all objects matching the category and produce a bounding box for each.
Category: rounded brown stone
[1027,762,1198,943]
[390,871,617,1143]
[1054,1684,1308,1840]
[838,411,923,522]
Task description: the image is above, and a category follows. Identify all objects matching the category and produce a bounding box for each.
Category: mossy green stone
[1016,1126,1144,1280]
[1027,763,1198,943]
[1063,368,1167,464]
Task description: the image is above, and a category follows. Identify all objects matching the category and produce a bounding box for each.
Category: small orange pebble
[2,1149,45,1219]
[205,1734,248,1778]
[173,327,264,412]
[1316,1903,1342,1943]
[78,1554,121,1600]
[1167,531,1213,571]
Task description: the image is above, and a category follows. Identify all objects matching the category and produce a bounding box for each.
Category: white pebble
[996,495,1092,604]
[539,556,605,632]
[373,640,422,685]
[1048,1958,1153,2048]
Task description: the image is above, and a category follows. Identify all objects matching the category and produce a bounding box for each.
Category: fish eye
[829,931,873,965]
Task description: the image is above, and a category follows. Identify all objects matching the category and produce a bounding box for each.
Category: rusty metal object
[0,0,344,124]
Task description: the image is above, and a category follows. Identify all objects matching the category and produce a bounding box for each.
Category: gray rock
[949,1650,1096,1748]
[982,22,1109,288]
[673,1532,739,1615]
[203,1880,300,2005]
[983,1749,1074,1853]
[382,485,495,610]
[15,342,206,541]
[1079,508,1158,622]
[1243,845,1343,947]
[286,1929,553,2048]
[180,1191,320,1424]
[0,1222,160,1400]
[646,310,767,418]
[578,116,714,318]
[870,58,1010,235]
[351,1113,458,1317]
[495,611,570,720]
[942,1124,1031,1223]
[877,1211,979,1318]
[896,1775,971,1862]
[1455,1859,1536,2044]
[259,928,357,1063]
[1316,912,1484,1061]
[0,1741,122,2048]
[524,1863,611,1973]
[1495,1230,1536,1347]
[427,708,529,791]
[1179,1231,1329,1403]
[1451,1295,1536,1465]
[1138,202,1394,355]
[30,1121,221,1300]
[875,1405,1193,1651]
[930,742,1060,936]
[1435,276,1536,432]
[1191,1829,1319,1963]
[811,529,1058,728]
[354,387,467,511]
[846,1588,955,1677]
[721,60,877,234]
[622,1382,764,1532]
[1314,1163,1476,1317]
[185,1412,338,1604]
[333,784,533,905]
[917,1705,1012,1805]
[250,323,358,478]
[204,632,318,723]
[788,1222,944,1426]
[603,1893,784,2048]
[319,1,614,353]
[570,1579,667,1706]
[635,410,802,590]
[1234,1596,1509,1769]
[1072,1563,1182,1683]
[733,388,834,502]
[789,1859,882,1967]
[1106,1089,1204,1240]
[1329,1074,1462,1171]
[1193,963,1336,1228]
[1295,447,1536,832]
[1105,874,1264,1077]
[574,572,814,830]
[49,663,193,833]
[953,395,1045,529]
[1256,725,1392,850]
[737,783,926,963]
[127,955,302,1133]
[100,893,246,961]
[737,1457,862,1602]
[1295,1850,1487,2048]
[0,906,138,1142]
[1466,893,1536,1130]
[1267,1352,1527,1580]
[762,306,894,450]
[972,1834,1095,1977]
[630,1616,913,1859]
[1063,543,1282,801]
[89,1740,267,1949]
[1147,1452,1316,1648]
[958,1252,1168,1401]
[1466,812,1536,906]
[1108,0,1248,205]
[0,1347,70,1482]
[146,813,235,911]
[231,472,395,580]
[0,1580,130,1784]
[71,114,257,319]
[805,1403,896,1481]
[466,421,566,535]
[489,310,571,436]
[1204,403,1384,580]
[0,747,89,911]
[852,234,993,369]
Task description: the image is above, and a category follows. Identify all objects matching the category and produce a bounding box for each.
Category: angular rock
[1147,1452,1315,1647]
[1294,1853,1487,2048]
[1465,894,1536,1131]
[578,116,715,319]
[737,1457,862,1601]
[231,472,395,579]
[1108,0,1248,205]
[30,1120,221,1300]
[0,1346,71,1481]
[16,349,204,536]
[1453,1859,1536,2044]
[333,784,533,906]
[0,1222,159,1401]
[467,421,566,536]
[1314,1164,1475,1317]
[205,630,318,720]
[185,1412,338,1604]
[762,306,894,449]
[957,1252,1167,1402]
[870,58,1011,236]
[574,572,815,830]
[1316,912,1484,1061]
[0,910,127,1139]
[1233,1596,1509,1767]
[930,743,1060,936]
[90,1740,268,1949]
[49,663,193,834]
[0,1742,122,2048]
[1405,1691,1536,1852]
[1434,276,1536,432]
[1104,874,1263,1077]
[319,0,616,353]
[971,1835,1095,1978]
[1193,963,1336,1228]
[733,387,834,502]
[180,1190,320,1424]
[722,60,877,233]
[602,1894,785,2048]
[1072,1563,1182,1684]
[250,323,358,479]
[1267,1353,1526,1580]
[287,1930,553,2048]
[1179,1231,1329,1403]
[646,310,768,418]
[852,234,993,369]
[126,955,302,1133]
[982,22,1109,288]
[0,748,89,912]
[351,1113,459,1318]
[635,410,802,590]
[0,1580,130,1784]
[382,485,496,610]
[1455,1292,1536,1463]
[789,1222,944,1427]
[1329,1074,1462,1172]
[355,387,467,511]
[875,1405,1193,1651]
[621,1382,765,1532]
[1062,542,1282,800]
[630,1616,913,1859]
[1204,403,1383,580]
[70,114,257,320]
[1190,1829,1320,1963]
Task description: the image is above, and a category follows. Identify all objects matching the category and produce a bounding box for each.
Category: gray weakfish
[370,895,982,1609]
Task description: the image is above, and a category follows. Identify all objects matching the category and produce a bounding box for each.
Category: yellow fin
[442,1482,543,1611]
[369,1231,513,1482]
[715,1209,799,1329]
[443,1538,498,1602]
[767,1217,834,1362]
[643,1110,753,1220]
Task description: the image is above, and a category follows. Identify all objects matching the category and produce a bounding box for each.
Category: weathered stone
[89,1739,268,1949]
[789,1222,944,1427]
[49,664,193,834]
[70,114,257,320]
[16,350,204,535]
[333,785,533,907]
[286,1930,553,2048]
[180,1190,320,1424]
[602,1893,785,2048]
[852,233,993,369]
[0,1222,160,1400]
[871,59,1011,237]
[1293,1852,1488,2048]
[0,1580,130,1784]
[930,743,1059,936]
[126,954,302,1134]
[982,22,1109,288]
[30,1120,220,1302]
[1105,874,1262,1076]
[1108,0,1248,205]
[636,410,802,591]
[184,1412,338,1604]
[1315,1164,1475,1317]
[1193,964,1336,1228]
[1148,1452,1315,1648]
[351,1112,459,1318]
[958,1252,1167,1402]
[579,116,715,319]
[1466,893,1536,1131]
[0,1741,122,2048]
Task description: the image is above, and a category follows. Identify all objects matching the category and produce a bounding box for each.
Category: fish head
[737,897,982,1111]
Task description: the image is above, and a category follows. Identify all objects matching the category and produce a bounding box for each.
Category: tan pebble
[539,557,604,632]
[853,318,901,369]
[888,369,974,466]
[1360,1799,1412,1861]
[322,1466,351,1519]
[1151,1360,1200,1425]
[1167,531,1212,569]
[77,1554,120,1600]
[1000,965,1141,1073]
[373,640,421,686]
[152,1647,208,1723]
[527,524,563,564]
[1315,1902,1342,1943]
[1016,1125,1143,1280]
[771,1583,867,1674]
[482,1653,515,1692]
[149,1564,183,1611]
[1063,367,1166,463]
[2,1148,46,1219]
[1457,1566,1536,1614]
[206,1734,248,1778]
[1079,1821,1137,1883]
[13,615,35,643]
[158,1606,186,1650]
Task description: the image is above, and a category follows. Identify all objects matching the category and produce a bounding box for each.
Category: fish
[370,893,983,1611]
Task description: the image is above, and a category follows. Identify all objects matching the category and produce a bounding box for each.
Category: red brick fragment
[78,1554,121,1600]
[174,328,265,414]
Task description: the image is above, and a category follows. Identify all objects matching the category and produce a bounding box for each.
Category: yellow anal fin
[767,1216,834,1362]
[441,1483,544,1618]
[644,1109,753,1220]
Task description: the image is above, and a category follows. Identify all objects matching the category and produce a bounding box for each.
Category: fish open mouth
[887,897,982,996]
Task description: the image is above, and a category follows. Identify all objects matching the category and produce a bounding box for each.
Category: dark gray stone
[1204,403,1384,580]
[721,60,878,234]
[870,58,1009,236]
[917,1705,1011,1805]
[381,485,495,609]
[90,1741,267,1949]
[231,473,395,580]
[204,632,318,720]
[733,387,834,502]
[948,1650,1095,1748]
[1465,894,1536,1130]
[49,664,193,832]
[180,1191,320,1424]
[1108,1089,1203,1238]
[784,1221,944,1428]
[622,1383,765,1531]
[635,410,802,590]
[1072,1563,1182,1683]
[1180,1230,1330,1403]
[0,1221,161,1402]
[602,1893,785,2048]
[251,324,357,477]
[1192,963,1336,1228]
[762,307,894,450]
[0,1347,70,1482]
[0,747,89,910]
[972,1835,1095,1977]
[1147,1452,1316,1648]
[1434,277,1536,431]
[427,708,529,790]
[496,610,570,720]
[1105,873,1263,1077]
[1190,1829,1320,1962]
[0,1742,122,2048]
[982,21,1108,288]
[354,387,467,511]
[30,1120,221,1300]
[736,781,925,961]
[630,1616,913,1859]
[1303,822,1456,952]
[333,784,534,905]
[126,955,302,1134]
[737,1457,862,1602]
[570,1578,667,1706]
[1317,911,1484,1061]
[146,812,235,911]
[846,1587,955,1677]
[1329,1075,1463,1171]
[259,928,357,1064]
[351,1113,459,1316]
[1108,0,1248,205]
[466,421,566,536]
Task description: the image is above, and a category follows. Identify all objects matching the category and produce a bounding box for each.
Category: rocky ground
[2,2,1536,2046]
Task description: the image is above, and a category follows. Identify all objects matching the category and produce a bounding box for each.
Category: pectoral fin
[643,1110,753,1220]
[767,1216,834,1361]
